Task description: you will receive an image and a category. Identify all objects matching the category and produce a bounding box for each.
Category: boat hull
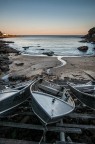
[68,84,95,110]
[0,81,32,117]
[31,90,75,125]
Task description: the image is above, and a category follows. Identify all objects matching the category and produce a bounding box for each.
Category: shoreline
[6,53,95,81]
[0,39,95,82]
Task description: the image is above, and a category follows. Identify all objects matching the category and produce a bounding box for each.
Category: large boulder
[77,46,88,51]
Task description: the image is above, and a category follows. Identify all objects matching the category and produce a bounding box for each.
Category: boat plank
[0,121,82,134]
[56,141,86,144]
[0,138,86,144]
[0,138,48,144]
[18,111,95,120]
[66,112,95,119]
[57,123,95,129]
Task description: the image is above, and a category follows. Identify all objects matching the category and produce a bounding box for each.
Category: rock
[15,62,24,66]
[77,46,88,51]
[42,51,54,56]
[9,75,26,81]
[15,51,21,56]
[0,54,11,73]
[88,27,95,36]
[0,65,9,72]
[5,41,14,43]
[79,40,88,43]
[0,46,18,53]
[80,27,95,43]
[0,40,18,74]
[22,47,29,50]
[36,48,45,50]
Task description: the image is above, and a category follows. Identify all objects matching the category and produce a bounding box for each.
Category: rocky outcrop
[81,27,95,43]
[0,40,18,54]
[0,40,19,74]
[0,54,10,72]
[0,31,3,36]
[77,46,88,51]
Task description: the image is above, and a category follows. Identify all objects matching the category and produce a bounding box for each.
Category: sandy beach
[8,53,95,81]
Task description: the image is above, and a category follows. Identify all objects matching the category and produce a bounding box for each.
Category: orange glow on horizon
[3,27,87,35]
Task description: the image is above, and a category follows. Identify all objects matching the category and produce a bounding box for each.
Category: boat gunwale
[68,84,95,98]
[0,80,33,114]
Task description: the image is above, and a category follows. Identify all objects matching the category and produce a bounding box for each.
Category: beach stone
[15,62,24,66]
[36,48,44,50]
[22,46,29,50]
[42,51,54,56]
[77,46,88,51]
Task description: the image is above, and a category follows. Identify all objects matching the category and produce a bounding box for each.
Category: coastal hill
[0,31,16,38]
[81,27,95,43]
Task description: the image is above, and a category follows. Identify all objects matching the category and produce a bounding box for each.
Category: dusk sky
[0,0,95,35]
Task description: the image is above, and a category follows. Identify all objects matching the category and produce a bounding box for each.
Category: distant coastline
[9,34,83,37]
[0,35,17,39]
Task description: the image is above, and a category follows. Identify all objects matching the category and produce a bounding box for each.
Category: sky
[0,0,95,35]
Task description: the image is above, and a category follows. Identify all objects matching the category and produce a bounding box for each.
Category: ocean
[3,35,95,56]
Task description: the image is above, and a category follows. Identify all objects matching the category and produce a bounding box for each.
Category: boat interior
[74,85,95,95]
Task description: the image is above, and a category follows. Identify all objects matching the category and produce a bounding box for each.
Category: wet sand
[8,53,95,81]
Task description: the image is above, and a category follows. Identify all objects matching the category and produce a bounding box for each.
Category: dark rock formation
[42,51,54,56]
[0,40,18,54]
[5,41,14,43]
[0,54,10,72]
[9,75,26,81]
[36,48,45,50]
[80,27,95,43]
[22,46,29,50]
[0,31,3,36]
[15,62,24,66]
[0,40,19,74]
[77,46,88,51]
